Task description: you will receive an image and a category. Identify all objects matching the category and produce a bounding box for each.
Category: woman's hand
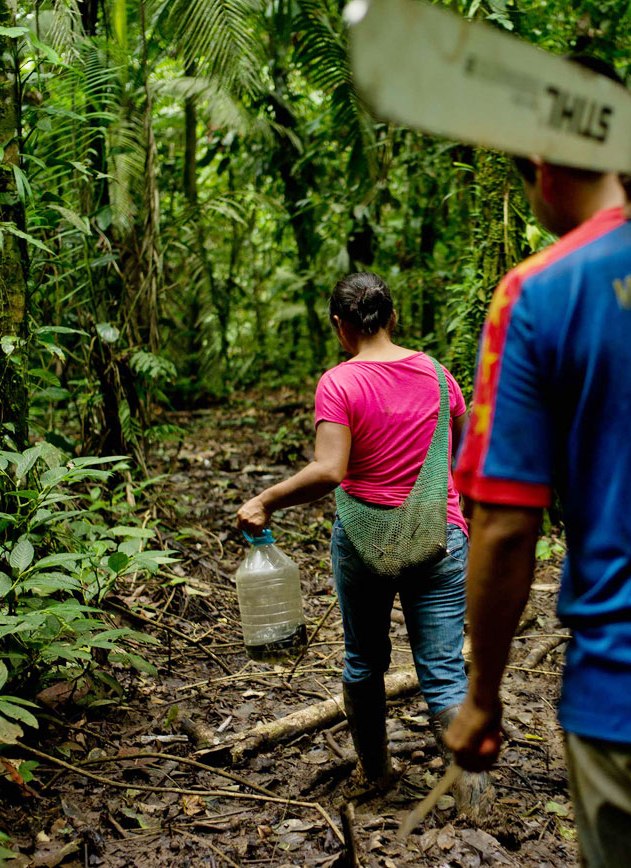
[237,496,271,536]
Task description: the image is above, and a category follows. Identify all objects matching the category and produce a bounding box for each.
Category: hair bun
[329,272,394,337]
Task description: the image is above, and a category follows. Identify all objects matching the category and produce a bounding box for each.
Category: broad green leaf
[0,335,17,356]
[0,714,23,745]
[5,489,39,500]
[110,526,155,539]
[10,539,35,574]
[0,696,38,708]
[17,760,38,783]
[96,323,119,343]
[30,553,83,570]
[545,800,570,817]
[109,651,157,676]
[0,615,47,639]
[108,552,129,573]
[130,551,180,573]
[21,574,81,594]
[15,444,43,480]
[30,509,85,529]
[11,165,32,203]
[40,601,96,615]
[85,628,131,643]
[28,32,64,65]
[0,573,12,598]
[40,644,92,663]
[70,455,128,468]
[39,495,76,508]
[35,326,89,337]
[0,25,29,36]
[0,223,52,253]
[0,661,7,691]
[118,539,142,557]
[0,450,21,464]
[0,700,38,729]
[48,204,91,235]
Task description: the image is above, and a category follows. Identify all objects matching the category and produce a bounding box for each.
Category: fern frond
[293,0,376,183]
[165,0,265,95]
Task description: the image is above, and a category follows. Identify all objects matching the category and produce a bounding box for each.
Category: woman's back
[315,351,467,531]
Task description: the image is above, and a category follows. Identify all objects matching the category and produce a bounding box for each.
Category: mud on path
[2,390,577,867]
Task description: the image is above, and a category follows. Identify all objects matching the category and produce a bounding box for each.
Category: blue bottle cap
[243,528,275,546]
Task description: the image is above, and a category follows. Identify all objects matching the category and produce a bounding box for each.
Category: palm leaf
[293,0,376,184]
[159,0,265,95]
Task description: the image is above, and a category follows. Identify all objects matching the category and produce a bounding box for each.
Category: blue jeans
[331,517,468,716]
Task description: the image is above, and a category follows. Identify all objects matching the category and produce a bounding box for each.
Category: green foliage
[535,538,566,561]
[0,442,177,745]
[0,828,18,861]
[265,414,312,464]
[5,0,630,451]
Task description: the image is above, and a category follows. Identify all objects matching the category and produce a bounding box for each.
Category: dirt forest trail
[2,391,577,867]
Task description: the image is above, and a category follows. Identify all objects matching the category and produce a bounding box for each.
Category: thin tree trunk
[183,61,198,207]
[0,0,28,448]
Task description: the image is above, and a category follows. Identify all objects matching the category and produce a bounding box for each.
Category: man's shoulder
[508,207,628,292]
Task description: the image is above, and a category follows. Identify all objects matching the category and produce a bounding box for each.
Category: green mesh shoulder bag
[334,356,449,577]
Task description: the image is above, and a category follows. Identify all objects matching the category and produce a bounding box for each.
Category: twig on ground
[39,713,118,749]
[105,599,232,675]
[506,665,558,676]
[174,829,241,868]
[20,745,344,845]
[340,801,361,868]
[501,763,538,795]
[107,813,130,839]
[65,749,279,798]
[324,728,347,760]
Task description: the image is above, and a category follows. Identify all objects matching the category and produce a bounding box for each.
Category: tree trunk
[267,87,325,366]
[0,0,28,449]
[183,61,198,207]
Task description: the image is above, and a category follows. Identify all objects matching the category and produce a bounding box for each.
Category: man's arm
[236,422,351,535]
[445,501,542,771]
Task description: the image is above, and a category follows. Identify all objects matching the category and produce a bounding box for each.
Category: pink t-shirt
[314,352,467,533]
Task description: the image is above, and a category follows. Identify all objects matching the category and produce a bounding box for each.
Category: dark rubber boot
[343,676,395,790]
[430,704,495,821]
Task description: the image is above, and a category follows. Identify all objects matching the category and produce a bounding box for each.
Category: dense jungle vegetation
[0,0,629,855]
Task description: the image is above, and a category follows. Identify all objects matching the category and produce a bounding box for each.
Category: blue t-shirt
[455,206,631,743]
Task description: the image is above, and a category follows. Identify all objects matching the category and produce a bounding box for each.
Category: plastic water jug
[235,529,307,662]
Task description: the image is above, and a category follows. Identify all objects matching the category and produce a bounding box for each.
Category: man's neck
[564,173,625,233]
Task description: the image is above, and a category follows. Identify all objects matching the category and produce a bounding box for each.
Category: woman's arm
[452,411,467,458]
[236,421,351,535]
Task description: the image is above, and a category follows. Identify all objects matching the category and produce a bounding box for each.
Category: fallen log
[522,634,569,670]
[182,668,420,766]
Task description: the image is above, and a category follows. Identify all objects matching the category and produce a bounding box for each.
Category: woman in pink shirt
[238,272,489,813]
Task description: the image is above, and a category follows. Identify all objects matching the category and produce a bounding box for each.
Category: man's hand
[444,692,503,772]
[236,496,271,536]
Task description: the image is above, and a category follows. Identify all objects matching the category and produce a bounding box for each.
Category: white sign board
[348,0,631,173]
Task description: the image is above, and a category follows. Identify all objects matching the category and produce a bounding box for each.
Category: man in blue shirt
[446,127,631,863]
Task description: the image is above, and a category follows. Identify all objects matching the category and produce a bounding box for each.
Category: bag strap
[405,356,450,496]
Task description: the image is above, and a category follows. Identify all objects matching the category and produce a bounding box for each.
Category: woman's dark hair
[329,272,394,336]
